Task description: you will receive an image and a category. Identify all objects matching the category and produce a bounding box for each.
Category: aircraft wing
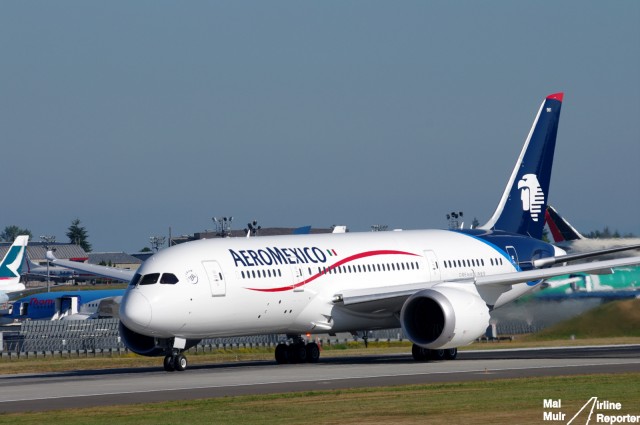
[46,251,136,283]
[334,256,640,310]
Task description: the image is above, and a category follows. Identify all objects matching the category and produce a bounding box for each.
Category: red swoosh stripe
[246,249,419,292]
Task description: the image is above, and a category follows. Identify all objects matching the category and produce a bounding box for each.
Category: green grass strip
[1,373,638,424]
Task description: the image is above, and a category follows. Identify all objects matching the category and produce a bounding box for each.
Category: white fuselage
[120,230,530,340]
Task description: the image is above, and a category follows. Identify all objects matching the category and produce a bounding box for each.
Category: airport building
[0,242,88,265]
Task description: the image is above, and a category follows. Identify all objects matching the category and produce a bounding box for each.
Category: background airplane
[537,206,640,299]
[49,93,640,372]
[546,205,640,253]
[0,235,30,314]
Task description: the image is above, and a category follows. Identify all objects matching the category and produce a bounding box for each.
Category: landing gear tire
[275,341,321,364]
[289,343,307,363]
[306,342,320,363]
[275,343,289,364]
[411,344,430,362]
[174,354,187,372]
[444,348,458,360]
[163,355,176,372]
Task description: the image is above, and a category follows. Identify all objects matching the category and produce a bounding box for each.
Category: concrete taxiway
[0,345,639,413]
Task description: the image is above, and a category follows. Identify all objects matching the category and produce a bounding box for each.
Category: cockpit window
[129,273,142,286]
[160,273,179,284]
[139,273,160,285]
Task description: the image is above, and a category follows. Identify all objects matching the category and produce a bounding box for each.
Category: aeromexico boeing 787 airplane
[49,93,640,372]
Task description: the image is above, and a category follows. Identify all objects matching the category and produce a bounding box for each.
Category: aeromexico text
[229,247,329,268]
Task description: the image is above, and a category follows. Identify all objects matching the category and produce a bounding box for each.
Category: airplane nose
[120,291,152,329]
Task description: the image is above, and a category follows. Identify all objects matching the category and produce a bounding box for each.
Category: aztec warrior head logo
[517,173,544,222]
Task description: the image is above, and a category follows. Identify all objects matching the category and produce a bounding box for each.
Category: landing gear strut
[163,352,188,372]
[275,335,321,364]
[411,344,457,362]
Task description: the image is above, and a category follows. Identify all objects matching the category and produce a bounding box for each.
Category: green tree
[585,226,632,239]
[541,227,550,243]
[1,225,32,242]
[67,218,92,252]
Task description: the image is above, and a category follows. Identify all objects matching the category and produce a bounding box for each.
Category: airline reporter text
[596,414,640,424]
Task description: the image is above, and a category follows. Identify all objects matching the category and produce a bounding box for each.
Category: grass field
[0,373,638,424]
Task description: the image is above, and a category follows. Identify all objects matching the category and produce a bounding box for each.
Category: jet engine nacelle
[119,322,200,357]
[400,286,490,349]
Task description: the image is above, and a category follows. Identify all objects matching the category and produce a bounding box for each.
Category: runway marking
[1,359,638,404]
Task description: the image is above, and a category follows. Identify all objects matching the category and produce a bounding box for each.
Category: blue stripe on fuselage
[452,230,521,271]
[454,229,557,286]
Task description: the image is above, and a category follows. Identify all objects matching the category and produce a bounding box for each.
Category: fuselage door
[202,260,226,297]
[19,302,29,316]
[505,246,519,268]
[290,265,305,292]
[423,250,441,282]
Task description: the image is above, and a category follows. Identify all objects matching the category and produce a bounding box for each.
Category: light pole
[40,235,56,292]
[446,211,464,230]
[212,216,234,238]
[245,220,261,237]
[149,236,166,252]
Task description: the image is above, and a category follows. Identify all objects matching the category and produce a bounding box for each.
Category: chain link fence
[0,317,548,358]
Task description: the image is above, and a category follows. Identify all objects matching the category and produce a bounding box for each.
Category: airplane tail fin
[0,235,29,286]
[545,205,585,243]
[480,93,563,239]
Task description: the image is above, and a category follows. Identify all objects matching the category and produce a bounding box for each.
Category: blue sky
[2,2,639,252]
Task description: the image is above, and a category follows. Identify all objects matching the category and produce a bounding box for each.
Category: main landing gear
[163,352,188,372]
[411,344,458,362]
[275,335,321,364]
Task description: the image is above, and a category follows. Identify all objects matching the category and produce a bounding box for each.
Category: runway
[1,345,639,413]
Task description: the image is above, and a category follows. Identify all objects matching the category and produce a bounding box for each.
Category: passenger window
[160,273,179,284]
[139,273,160,285]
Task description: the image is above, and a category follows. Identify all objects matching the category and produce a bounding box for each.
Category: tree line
[1,219,92,252]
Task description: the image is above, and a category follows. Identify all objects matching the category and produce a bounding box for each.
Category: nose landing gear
[163,353,188,372]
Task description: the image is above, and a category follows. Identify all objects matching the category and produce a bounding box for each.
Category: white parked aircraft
[49,93,640,372]
[0,235,30,313]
